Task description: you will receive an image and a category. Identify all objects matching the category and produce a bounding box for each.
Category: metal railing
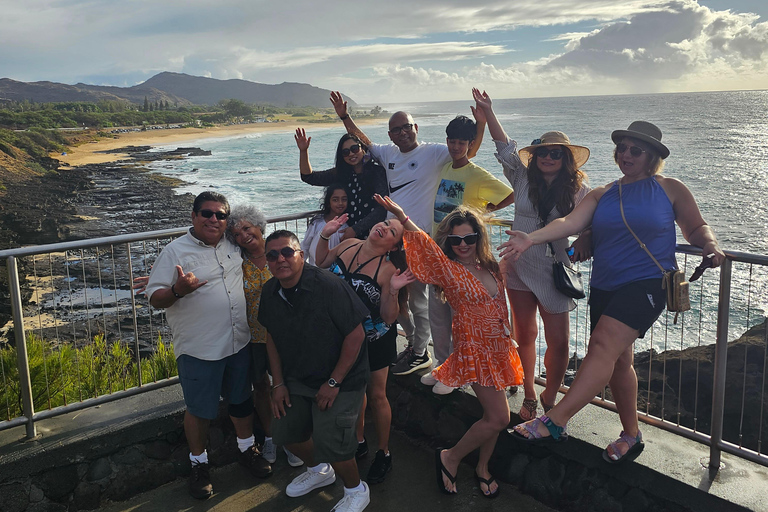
[1,214,766,477]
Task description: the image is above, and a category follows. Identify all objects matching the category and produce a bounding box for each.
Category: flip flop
[475,473,500,499]
[602,431,644,464]
[510,415,568,444]
[434,448,457,495]
[519,398,538,421]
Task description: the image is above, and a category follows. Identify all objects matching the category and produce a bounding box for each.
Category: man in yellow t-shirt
[424,115,515,395]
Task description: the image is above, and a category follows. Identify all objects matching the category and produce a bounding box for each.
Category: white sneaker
[331,481,370,511]
[420,372,437,386]
[284,447,304,467]
[432,381,456,395]
[286,466,336,497]
[262,438,277,464]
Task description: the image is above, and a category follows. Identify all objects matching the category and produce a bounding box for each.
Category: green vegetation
[0,333,177,420]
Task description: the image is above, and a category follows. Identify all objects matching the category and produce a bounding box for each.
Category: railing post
[709,258,732,477]
[8,256,37,439]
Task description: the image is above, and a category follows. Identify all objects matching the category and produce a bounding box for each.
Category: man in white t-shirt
[330,91,484,376]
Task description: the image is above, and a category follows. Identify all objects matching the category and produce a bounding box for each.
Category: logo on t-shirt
[388,163,395,169]
[390,180,416,194]
[434,179,465,223]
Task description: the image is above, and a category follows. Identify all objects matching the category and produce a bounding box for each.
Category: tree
[143,96,149,112]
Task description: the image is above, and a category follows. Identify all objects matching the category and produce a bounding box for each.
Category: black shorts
[589,278,666,338]
[369,326,397,371]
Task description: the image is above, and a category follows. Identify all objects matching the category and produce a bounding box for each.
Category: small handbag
[549,242,585,299]
[618,181,690,323]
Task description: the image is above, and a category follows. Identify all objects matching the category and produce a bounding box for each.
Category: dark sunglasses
[616,143,646,157]
[534,147,564,160]
[198,209,228,220]
[389,123,414,135]
[341,144,362,157]
[447,233,479,246]
[265,246,299,262]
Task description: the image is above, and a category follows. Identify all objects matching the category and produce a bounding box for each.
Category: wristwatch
[328,377,340,388]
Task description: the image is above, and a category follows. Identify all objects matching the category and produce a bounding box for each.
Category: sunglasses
[341,144,362,157]
[265,246,299,262]
[198,209,228,220]
[534,148,564,160]
[447,233,479,246]
[616,143,646,157]
[389,123,414,135]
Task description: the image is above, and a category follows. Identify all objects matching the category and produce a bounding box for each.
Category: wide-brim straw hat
[611,121,669,159]
[518,131,590,168]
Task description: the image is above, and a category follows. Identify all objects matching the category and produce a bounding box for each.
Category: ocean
[146,90,768,352]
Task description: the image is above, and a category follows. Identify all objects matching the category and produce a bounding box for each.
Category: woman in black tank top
[315,213,414,484]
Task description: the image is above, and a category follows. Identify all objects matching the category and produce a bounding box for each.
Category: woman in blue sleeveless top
[499,121,725,464]
[315,214,414,484]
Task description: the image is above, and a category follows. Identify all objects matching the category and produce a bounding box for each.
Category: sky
[1,0,767,104]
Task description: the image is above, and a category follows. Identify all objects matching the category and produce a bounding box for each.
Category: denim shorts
[272,387,365,463]
[589,278,666,339]
[177,344,252,420]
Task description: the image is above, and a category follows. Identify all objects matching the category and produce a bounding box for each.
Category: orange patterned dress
[403,231,524,390]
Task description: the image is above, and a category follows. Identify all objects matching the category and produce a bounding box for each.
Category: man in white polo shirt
[330,91,484,377]
[145,191,271,500]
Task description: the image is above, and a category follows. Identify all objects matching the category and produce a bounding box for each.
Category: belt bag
[618,181,690,324]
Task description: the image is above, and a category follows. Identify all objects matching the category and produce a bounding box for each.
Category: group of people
[141,88,724,512]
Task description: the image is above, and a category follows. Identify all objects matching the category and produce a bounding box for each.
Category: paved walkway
[98,428,556,512]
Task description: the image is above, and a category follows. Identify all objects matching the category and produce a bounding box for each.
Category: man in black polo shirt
[258,230,371,512]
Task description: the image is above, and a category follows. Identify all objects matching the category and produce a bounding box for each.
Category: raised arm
[473,88,509,142]
[314,213,352,267]
[330,91,372,146]
[374,194,420,232]
[468,102,486,159]
[294,128,313,175]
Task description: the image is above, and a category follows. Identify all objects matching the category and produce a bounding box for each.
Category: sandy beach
[58,117,386,167]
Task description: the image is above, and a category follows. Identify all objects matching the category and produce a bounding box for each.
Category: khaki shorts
[272,387,365,463]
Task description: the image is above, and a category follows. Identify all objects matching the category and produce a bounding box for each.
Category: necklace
[457,258,482,271]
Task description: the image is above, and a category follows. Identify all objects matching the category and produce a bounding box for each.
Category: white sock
[237,435,255,453]
[264,436,273,443]
[415,350,426,357]
[309,463,329,473]
[344,481,366,494]
[190,451,208,464]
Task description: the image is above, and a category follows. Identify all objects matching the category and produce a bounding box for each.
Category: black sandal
[434,448,457,495]
[519,398,538,421]
[475,472,500,499]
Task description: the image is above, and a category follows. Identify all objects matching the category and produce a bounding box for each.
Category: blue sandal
[511,415,568,444]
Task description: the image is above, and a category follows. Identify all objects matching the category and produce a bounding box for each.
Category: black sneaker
[391,350,432,376]
[356,437,369,459]
[391,346,413,366]
[188,461,213,500]
[367,450,392,484]
[238,444,273,479]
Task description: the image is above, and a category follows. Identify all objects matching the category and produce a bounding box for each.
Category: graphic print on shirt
[434,179,465,223]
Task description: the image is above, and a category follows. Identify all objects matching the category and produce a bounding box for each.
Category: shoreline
[57,117,386,167]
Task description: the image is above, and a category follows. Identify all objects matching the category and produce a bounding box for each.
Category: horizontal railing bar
[0,377,180,434]
[716,439,768,466]
[0,211,320,259]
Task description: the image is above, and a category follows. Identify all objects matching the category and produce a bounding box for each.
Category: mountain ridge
[0,72,356,108]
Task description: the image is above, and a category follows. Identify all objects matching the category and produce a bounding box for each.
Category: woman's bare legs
[508,289,539,414]
[515,315,639,438]
[508,288,570,414]
[605,345,640,458]
[538,308,570,408]
[439,385,510,493]
[368,367,392,453]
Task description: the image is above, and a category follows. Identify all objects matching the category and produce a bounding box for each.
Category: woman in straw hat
[472,89,592,422]
[500,120,725,464]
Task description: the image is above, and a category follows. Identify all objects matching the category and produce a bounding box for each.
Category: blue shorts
[589,278,666,339]
[177,344,252,420]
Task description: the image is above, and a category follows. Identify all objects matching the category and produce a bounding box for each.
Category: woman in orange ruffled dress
[375,194,523,499]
